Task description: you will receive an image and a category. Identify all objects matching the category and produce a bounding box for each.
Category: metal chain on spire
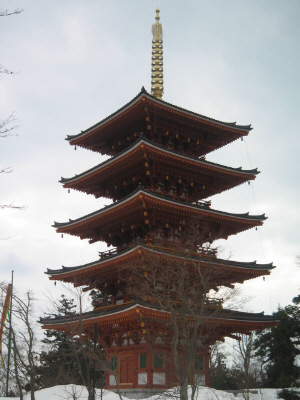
[151,9,164,100]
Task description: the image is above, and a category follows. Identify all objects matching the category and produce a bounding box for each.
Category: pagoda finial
[151,9,164,100]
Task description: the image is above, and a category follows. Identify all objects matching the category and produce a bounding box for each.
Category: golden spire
[151,9,164,100]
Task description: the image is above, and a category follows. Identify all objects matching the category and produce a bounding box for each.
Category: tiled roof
[53,187,266,229]
[45,243,274,276]
[66,88,252,143]
[60,137,258,184]
[39,300,277,326]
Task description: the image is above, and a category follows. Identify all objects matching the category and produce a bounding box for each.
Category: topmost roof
[66,88,252,156]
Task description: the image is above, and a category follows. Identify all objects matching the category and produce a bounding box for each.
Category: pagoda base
[105,343,208,394]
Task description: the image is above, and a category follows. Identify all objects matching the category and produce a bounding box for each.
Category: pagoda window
[111,355,117,371]
[139,353,147,369]
[154,353,164,369]
[195,355,203,371]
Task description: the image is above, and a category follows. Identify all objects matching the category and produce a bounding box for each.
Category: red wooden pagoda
[41,10,277,397]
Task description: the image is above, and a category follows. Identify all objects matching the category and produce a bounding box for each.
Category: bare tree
[13,291,40,400]
[232,333,263,399]
[11,327,25,399]
[0,284,40,400]
[120,224,239,400]
[41,290,107,400]
[0,111,24,210]
[0,6,25,213]
[0,112,19,139]
[60,384,85,400]
[0,8,21,137]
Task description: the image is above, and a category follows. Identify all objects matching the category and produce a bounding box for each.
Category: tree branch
[0,9,23,17]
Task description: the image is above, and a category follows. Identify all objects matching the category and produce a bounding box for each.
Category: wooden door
[120,355,134,384]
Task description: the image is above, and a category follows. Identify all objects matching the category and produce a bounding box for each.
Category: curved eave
[45,244,274,280]
[53,188,266,234]
[40,302,278,332]
[67,88,252,147]
[60,138,258,190]
[40,303,142,329]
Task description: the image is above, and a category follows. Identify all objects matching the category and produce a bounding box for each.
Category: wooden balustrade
[146,187,211,208]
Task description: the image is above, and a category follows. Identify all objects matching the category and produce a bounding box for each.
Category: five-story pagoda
[41,10,277,397]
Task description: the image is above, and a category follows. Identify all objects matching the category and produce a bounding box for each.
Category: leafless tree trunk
[12,291,39,400]
[233,333,260,400]
[11,328,24,400]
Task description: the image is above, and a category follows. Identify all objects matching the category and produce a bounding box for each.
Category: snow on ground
[0,386,283,400]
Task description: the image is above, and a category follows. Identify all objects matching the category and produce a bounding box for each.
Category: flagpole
[5,271,13,398]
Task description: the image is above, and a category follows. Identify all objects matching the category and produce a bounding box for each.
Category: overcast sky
[1,1,300,318]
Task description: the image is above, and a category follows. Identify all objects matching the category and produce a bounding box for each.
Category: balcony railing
[147,186,211,208]
[145,239,217,258]
[98,240,217,260]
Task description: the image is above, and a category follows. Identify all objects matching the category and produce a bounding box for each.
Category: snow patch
[0,386,281,400]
